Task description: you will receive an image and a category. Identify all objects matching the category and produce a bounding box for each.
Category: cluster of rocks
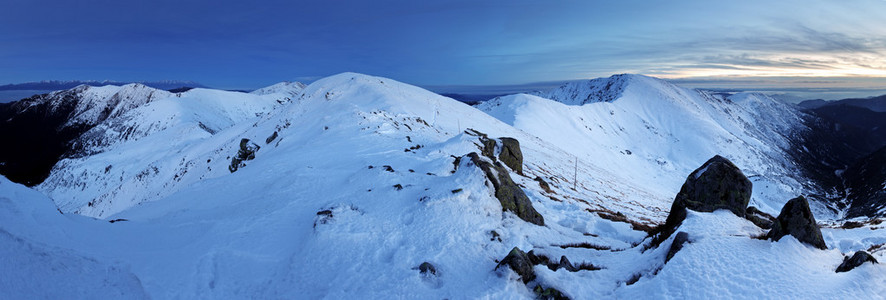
[653,155,878,273]
[461,129,544,226]
[228,138,260,173]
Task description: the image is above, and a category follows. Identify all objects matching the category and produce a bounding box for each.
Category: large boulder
[656,155,751,243]
[467,153,544,225]
[672,155,752,217]
[495,247,536,283]
[497,137,523,175]
[836,251,879,273]
[768,196,827,249]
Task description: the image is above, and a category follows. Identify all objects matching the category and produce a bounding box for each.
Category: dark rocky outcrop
[558,256,577,272]
[745,206,776,229]
[466,128,524,174]
[654,155,751,245]
[836,251,879,273]
[768,196,827,250]
[467,152,544,226]
[497,137,523,175]
[418,262,437,276]
[496,247,536,283]
[665,232,690,263]
[265,131,278,144]
[672,155,752,217]
[229,138,260,173]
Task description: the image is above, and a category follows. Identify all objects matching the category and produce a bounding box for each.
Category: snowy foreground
[1,73,884,298]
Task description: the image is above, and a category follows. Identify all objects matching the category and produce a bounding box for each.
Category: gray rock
[836,251,878,272]
[467,152,544,226]
[673,155,752,217]
[229,138,260,173]
[498,137,523,174]
[418,262,437,276]
[665,232,690,263]
[496,247,536,283]
[655,155,751,245]
[745,206,776,229]
[768,196,827,249]
[559,256,577,272]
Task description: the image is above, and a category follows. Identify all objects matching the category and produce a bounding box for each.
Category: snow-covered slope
[479,74,813,217]
[3,72,883,298]
[38,88,284,217]
[250,81,306,97]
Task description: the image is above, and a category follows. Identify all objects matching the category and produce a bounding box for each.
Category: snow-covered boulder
[659,155,752,242]
[768,196,827,249]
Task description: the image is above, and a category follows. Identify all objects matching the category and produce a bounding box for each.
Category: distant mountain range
[0,80,207,91]
[798,94,886,112]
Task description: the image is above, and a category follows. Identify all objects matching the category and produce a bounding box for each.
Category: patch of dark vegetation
[383,165,394,172]
[108,218,128,223]
[393,184,403,191]
[534,176,555,194]
[841,221,865,229]
[589,209,656,234]
[555,242,611,251]
[533,285,569,300]
[625,273,642,285]
[451,188,463,194]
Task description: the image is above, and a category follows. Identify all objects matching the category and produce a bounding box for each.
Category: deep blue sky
[2,0,886,92]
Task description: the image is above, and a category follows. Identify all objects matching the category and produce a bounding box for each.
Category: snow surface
[3,72,884,298]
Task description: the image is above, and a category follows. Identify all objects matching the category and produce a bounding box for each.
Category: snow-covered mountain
[481,74,813,216]
[1,73,883,298]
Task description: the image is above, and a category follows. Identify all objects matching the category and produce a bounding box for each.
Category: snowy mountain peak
[541,74,677,105]
[250,81,307,96]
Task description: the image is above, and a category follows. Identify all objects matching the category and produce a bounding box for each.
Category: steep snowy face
[478,75,814,217]
[64,84,173,127]
[538,74,636,105]
[0,84,173,186]
[38,88,282,217]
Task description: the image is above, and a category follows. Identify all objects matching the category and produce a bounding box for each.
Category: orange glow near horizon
[649,53,886,80]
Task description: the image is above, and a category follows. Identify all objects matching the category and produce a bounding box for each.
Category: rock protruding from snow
[468,129,524,174]
[658,155,752,242]
[666,231,691,263]
[676,155,752,216]
[497,137,523,175]
[495,247,536,283]
[229,138,260,173]
[418,262,437,276]
[466,152,544,226]
[835,251,879,273]
[768,196,827,249]
[745,206,776,229]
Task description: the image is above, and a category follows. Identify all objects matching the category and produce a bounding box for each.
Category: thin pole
[573,156,578,190]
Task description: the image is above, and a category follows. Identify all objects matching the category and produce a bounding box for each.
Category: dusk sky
[3,0,886,95]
